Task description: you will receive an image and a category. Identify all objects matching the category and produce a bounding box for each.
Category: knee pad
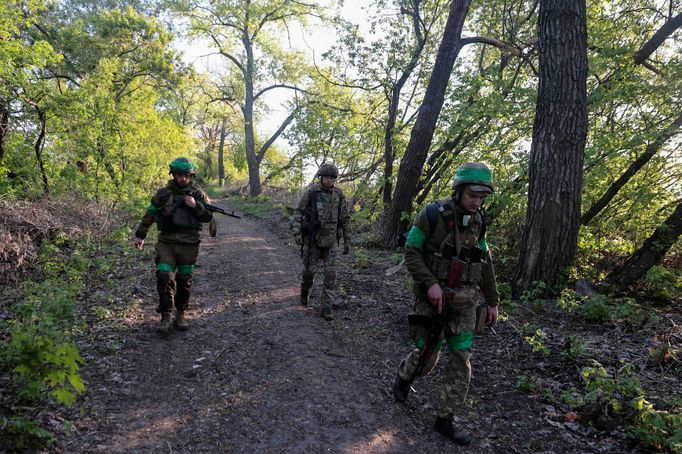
[323,271,336,287]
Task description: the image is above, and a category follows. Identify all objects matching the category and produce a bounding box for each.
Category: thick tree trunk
[243,38,262,196]
[218,117,227,186]
[581,114,682,225]
[381,0,472,248]
[513,0,588,297]
[607,201,682,291]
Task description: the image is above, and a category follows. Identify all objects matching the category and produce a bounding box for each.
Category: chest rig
[311,187,342,248]
[155,186,203,232]
[424,201,486,286]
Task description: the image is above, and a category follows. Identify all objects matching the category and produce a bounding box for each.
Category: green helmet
[452,162,494,193]
[169,157,196,175]
[317,163,339,178]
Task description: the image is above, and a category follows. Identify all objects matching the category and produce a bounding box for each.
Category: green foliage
[643,266,682,301]
[576,361,681,451]
[520,282,548,313]
[516,374,543,394]
[523,327,550,355]
[0,416,54,451]
[562,335,588,363]
[353,249,370,271]
[578,295,644,326]
[631,398,682,453]
[557,288,583,313]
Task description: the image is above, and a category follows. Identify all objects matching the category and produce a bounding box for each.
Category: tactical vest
[155,187,204,232]
[313,187,343,248]
[423,201,486,287]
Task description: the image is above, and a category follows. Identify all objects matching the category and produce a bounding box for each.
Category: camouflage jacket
[403,200,499,307]
[292,183,351,248]
[135,180,213,244]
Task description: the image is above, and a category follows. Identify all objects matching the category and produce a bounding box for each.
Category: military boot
[321,308,333,321]
[300,287,310,306]
[157,312,172,334]
[434,414,472,445]
[393,374,411,403]
[174,310,188,331]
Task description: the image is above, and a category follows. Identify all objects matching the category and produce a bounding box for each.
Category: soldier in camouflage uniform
[392,162,500,445]
[292,163,351,321]
[134,157,213,333]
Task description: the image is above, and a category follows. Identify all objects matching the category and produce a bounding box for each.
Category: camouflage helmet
[452,162,494,193]
[169,157,196,175]
[317,163,339,178]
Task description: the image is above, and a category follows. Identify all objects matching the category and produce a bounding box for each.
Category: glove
[343,243,350,254]
[295,236,303,246]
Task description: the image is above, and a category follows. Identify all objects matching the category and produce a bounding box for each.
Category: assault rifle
[173,195,241,218]
[410,245,471,381]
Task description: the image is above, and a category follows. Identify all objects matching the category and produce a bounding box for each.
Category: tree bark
[218,117,227,185]
[381,0,472,248]
[607,200,682,291]
[581,114,682,225]
[381,0,429,206]
[513,0,588,297]
[34,108,50,195]
[0,97,8,164]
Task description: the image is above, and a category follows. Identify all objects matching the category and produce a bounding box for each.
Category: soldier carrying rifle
[292,163,351,321]
[392,162,500,445]
[134,157,214,334]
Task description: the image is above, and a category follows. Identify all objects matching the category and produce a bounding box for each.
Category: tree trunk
[243,37,262,196]
[581,114,682,225]
[513,0,588,297]
[218,117,227,186]
[381,0,472,248]
[0,96,8,164]
[607,200,682,291]
[34,108,49,195]
[381,1,428,206]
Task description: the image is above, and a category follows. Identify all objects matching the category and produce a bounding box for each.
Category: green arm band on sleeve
[177,264,195,276]
[479,236,488,253]
[447,331,474,351]
[156,263,175,272]
[405,225,427,249]
[147,204,157,213]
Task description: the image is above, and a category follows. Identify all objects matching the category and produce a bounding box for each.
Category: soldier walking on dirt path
[392,162,500,445]
[292,163,351,321]
[134,157,213,334]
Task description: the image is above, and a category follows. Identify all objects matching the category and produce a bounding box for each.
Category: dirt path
[59,199,665,453]
[63,201,430,452]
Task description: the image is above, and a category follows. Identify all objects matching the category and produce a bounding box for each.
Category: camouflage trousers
[154,240,200,313]
[301,244,338,312]
[398,286,478,418]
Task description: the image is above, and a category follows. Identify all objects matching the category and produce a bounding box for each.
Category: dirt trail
[64,201,429,452]
[60,199,658,453]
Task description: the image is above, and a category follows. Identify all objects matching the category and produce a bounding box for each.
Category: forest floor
[39,195,681,453]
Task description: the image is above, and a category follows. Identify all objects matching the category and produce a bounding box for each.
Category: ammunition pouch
[474,304,488,335]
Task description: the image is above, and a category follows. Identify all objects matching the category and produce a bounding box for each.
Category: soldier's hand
[134,238,144,249]
[487,305,498,325]
[184,196,196,208]
[343,243,350,254]
[427,283,443,314]
[295,236,303,246]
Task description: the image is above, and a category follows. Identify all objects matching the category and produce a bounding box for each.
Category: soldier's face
[321,175,336,188]
[173,172,192,187]
[460,187,488,213]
